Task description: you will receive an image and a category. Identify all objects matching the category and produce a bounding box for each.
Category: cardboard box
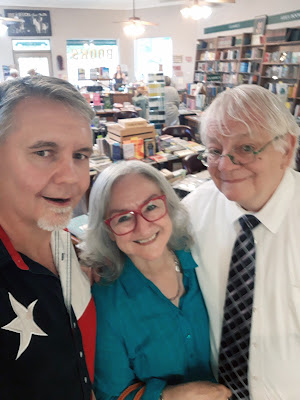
[107,131,155,143]
[118,117,148,128]
[107,123,155,136]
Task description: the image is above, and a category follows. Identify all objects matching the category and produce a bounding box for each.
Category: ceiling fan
[114,0,157,27]
[0,15,24,24]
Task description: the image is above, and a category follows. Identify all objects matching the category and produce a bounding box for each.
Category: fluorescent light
[123,23,145,37]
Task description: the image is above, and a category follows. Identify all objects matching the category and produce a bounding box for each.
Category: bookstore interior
[1,2,300,191]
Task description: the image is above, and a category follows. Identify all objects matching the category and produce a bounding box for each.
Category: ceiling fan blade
[138,20,158,26]
[0,16,24,23]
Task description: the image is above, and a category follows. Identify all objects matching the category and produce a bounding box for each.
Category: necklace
[167,251,182,302]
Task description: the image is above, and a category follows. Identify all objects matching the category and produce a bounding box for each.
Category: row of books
[264,51,300,64]
[240,62,260,74]
[243,48,263,59]
[218,49,240,60]
[215,61,237,73]
[199,51,216,61]
[78,67,110,80]
[194,72,206,82]
[186,94,206,110]
[196,61,214,72]
[222,74,238,84]
[264,65,298,79]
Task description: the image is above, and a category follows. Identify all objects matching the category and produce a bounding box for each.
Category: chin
[37,207,73,231]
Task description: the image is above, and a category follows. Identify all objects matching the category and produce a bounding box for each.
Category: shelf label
[206,73,221,82]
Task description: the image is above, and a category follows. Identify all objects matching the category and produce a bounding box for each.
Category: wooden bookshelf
[193,28,300,115]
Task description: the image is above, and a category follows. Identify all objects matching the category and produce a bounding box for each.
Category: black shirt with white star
[0,239,92,400]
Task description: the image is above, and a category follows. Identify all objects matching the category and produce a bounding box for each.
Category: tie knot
[239,214,260,231]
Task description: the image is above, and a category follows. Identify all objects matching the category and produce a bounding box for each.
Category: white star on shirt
[1,292,47,360]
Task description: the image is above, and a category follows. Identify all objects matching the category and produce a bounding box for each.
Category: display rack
[147,73,165,135]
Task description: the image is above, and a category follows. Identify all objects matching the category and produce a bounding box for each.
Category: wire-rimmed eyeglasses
[105,195,167,236]
[197,135,283,166]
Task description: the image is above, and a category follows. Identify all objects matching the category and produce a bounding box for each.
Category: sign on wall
[4,9,52,36]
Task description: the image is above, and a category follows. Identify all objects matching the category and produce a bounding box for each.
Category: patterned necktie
[218,214,260,400]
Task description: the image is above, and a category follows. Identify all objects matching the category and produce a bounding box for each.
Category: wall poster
[4,9,52,36]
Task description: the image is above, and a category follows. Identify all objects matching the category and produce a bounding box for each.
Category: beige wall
[0,1,299,83]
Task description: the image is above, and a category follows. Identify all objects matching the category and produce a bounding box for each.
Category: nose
[217,153,239,171]
[134,213,153,234]
[53,157,78,185]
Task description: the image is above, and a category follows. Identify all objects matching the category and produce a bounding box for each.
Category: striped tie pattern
[218,214,260,400]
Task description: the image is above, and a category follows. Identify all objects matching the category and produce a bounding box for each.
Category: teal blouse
[92,250,214,400]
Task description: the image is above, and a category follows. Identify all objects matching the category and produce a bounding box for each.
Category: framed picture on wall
[253,15,267,36]
[4,9,52,36]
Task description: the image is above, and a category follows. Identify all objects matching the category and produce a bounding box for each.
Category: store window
[12,39,52,77]
[66,39,119,87]
[134,37,173,82]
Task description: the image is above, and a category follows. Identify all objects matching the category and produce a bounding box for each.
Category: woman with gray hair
[81,160,231,400]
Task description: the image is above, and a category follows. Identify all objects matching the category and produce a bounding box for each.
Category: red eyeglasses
[105,195,167,236]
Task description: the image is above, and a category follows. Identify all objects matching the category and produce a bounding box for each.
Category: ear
[282,133,297,167]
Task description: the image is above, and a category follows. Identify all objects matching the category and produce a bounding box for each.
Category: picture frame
[4,9,52,37]
[253,15,267,36]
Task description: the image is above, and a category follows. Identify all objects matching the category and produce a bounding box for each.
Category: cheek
[114,236,131,253]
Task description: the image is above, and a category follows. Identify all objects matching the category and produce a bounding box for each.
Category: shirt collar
[228,168,295,234]
[120,249,196,298]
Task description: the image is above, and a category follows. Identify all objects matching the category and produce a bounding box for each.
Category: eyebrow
[28,141,93,155]
[77,146,93,155]
[109,193,162,215]
[28,141,58,149]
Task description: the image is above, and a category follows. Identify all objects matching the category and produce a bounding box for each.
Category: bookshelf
[193,29,300,114]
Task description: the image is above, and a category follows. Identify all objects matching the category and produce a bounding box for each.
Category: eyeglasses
[105,195,167,236]
[198,135,283,166]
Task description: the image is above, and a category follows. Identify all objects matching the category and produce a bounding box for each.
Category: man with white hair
[0,76,96,399]
[183,85,300,400]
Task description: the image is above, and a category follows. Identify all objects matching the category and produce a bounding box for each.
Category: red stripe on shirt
[78,296,96,383]
[0,226,29,270]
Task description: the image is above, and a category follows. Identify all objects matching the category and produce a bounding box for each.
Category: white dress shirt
[183,168,300,400]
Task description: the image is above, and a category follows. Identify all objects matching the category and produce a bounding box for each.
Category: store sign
[204,19,253,34]
[12,39,51,51]
[70,48,113,60]
[268,10,300,24]
[204,9,300,34]
[66,40,117,61]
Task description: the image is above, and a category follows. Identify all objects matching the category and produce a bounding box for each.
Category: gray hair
[165,76,171,86]
[0,75,95,143]
[80,160,192,281]
[201,84,300,157]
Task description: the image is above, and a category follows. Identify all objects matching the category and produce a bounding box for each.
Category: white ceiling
[0,0,186,10]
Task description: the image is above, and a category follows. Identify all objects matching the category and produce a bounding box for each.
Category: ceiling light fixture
[123,22,145,37]
[181,1,213,20]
